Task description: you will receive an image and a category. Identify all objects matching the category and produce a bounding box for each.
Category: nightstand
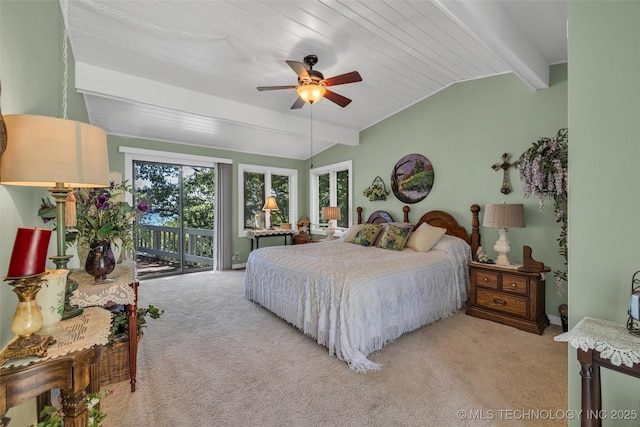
[466,262,550,334]
[293,233,312,244]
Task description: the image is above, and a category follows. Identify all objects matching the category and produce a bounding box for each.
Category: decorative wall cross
[492,153,519,194]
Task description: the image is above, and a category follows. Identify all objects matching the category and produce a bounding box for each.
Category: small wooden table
[70,263,140,392]
[0,307,111,426]
[555,317,640,427]
[247,229,297,251]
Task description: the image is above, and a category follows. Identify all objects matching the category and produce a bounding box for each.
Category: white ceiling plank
[433,0,550,90]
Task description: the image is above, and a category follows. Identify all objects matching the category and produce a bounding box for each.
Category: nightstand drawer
[474,270,499,289]
[476,289,527,318]
[501,274,528,295]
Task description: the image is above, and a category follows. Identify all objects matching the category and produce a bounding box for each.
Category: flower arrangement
[74,181,150,257]
[34,389,112,427]
[518,128,568,297]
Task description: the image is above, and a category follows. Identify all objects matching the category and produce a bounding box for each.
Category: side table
[247,229,298,250]
[0,307,111,426]
[466,262,549,334]
[555,316,640,427]
[70,262,140,392]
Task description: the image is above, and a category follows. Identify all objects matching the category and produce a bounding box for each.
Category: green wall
[314,65,568,314]
[568,2,640,425]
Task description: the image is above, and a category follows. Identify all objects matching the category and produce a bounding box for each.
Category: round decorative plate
[390,153,434,204]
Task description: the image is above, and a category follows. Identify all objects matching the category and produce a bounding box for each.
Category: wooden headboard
[356,204,481,259]
[356,206,410,224]
[413,204,481,258]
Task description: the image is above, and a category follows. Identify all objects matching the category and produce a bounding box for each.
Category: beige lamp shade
[262,196,279,211]
[321,206,341,221]
[1,115,109,188]
[482,203,525,228]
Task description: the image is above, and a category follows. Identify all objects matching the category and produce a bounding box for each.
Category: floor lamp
[1,115,110,319]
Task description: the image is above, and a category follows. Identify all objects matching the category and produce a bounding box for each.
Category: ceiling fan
[257,54,362,109]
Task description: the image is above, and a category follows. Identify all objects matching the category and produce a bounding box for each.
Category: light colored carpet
[101,270,568,426]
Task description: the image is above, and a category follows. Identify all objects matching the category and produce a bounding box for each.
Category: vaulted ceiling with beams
[64,0,567,160]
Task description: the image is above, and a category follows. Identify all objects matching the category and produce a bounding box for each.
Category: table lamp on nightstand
[321,206,341,240]
[482,203,525,266]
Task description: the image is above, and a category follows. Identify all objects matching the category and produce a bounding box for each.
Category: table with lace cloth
[70,261,141,392]
[0,307,111,426]
[555,317,640,427]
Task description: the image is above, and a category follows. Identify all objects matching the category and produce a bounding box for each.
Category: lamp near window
[321,206,341,240]
[1,115,110,319]
[483,203,526,266]
[262,196,279,230]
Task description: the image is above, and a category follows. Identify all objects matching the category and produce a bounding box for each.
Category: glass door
[133,161,215,278]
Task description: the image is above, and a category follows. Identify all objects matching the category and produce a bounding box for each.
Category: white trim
[119,146,231,168]
[238,163,298,238]
[309,160,353,236]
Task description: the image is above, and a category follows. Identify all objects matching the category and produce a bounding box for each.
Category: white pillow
[341,224,363,242]
[406,222,447,252]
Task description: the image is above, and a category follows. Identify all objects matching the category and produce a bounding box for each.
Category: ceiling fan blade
[286,60,309,79]
[290,97,305,109]
[323,71,362,87]
[257,85,297,91]
[323,89,352,108]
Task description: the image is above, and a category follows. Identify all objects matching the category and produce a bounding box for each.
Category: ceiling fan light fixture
[296,83,326,104]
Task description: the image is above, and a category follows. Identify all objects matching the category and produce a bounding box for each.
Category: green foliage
[74,181,149,257]
[109,304,164,343]
[399,171,433,191]
[34,390,111,427]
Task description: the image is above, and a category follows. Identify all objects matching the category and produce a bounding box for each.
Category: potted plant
[100,304,164,385]
[74,181,151,275]
[362,176,390,201]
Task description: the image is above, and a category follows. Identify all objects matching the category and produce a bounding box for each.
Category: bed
[244,204,481,371]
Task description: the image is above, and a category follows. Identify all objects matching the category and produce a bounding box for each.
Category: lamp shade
[1,115,109,188]
[296,83,326,103]
[262,196,279,211]
[483,203,525,228]
[321,206,341,221]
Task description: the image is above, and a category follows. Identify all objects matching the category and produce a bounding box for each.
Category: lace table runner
[555,316,640,367]
[0,306,111,369]
[247,229,298,238]
[70,262,137,307]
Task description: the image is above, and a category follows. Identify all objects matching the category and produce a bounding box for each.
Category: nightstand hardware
[494,298,507,306]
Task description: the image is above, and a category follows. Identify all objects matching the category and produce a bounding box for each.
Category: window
[238,164,298,237]
[310,160,352,235]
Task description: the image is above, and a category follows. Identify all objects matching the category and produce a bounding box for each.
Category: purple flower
[136,199,151,213]
[95,193,110,209]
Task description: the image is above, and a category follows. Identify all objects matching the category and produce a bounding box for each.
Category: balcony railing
[136,224,214,267]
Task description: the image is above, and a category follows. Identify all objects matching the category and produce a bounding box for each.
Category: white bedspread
[244,235,471,371]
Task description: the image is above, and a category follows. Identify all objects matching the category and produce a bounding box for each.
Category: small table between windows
[247,229,298,251]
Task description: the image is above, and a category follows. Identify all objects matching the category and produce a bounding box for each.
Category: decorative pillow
[377,224,413,251]
[371,223,388,247]
[341,224,363,242]
[351,223,382,246]
[406,222,447,252]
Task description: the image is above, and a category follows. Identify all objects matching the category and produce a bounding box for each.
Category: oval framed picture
[391,153,434,204]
